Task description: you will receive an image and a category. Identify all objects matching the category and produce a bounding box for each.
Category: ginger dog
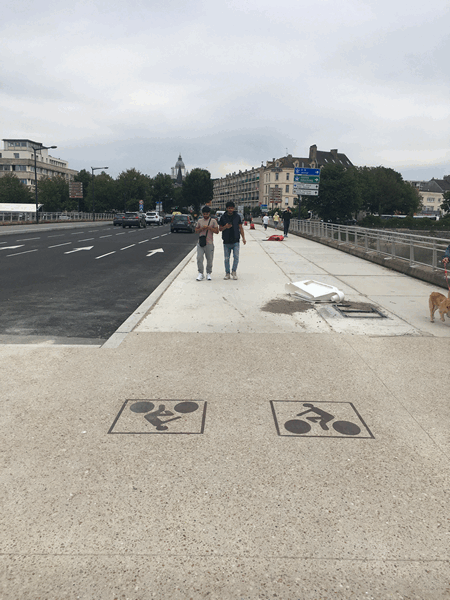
[429,292,450,323]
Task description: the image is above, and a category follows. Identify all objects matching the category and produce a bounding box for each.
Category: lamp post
[91,167,108,221]
[33,144,57,224]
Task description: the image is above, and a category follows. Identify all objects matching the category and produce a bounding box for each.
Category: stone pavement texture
[1,224,450,599]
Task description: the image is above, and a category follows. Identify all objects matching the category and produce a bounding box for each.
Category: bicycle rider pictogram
[284,403,362,436]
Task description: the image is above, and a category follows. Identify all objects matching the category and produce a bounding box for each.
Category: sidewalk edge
[101,246,197,349]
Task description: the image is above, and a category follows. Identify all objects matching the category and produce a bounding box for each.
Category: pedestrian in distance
[218,201,246,280]
[273,212,280,229]
[195,206,219,281]
[282,206,292,237]
[442,244,450,266]
[262,214,269,231]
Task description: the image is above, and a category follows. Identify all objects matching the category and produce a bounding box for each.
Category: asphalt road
[0,222,196,344]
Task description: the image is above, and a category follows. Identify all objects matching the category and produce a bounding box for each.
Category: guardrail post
[432,241,437,268]
[409,240,414,265]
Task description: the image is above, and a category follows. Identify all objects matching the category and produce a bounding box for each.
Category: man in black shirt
[282,207,292,237]
[218,201,246,280]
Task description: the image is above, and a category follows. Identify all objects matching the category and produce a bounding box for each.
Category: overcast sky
[1,0,449,181]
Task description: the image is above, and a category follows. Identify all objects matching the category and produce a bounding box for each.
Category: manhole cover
[333,302,387,319]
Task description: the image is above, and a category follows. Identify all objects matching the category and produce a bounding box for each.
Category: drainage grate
[333,302,387,319]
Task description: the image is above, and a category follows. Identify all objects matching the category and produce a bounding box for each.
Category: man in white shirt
[262,214,269,231]
[195,206,219,281]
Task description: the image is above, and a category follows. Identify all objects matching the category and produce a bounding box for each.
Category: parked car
[58,214,71,220]
[113,213,124,226]
[171,214,195,233]
[122,212,147,228]
[145,211,163,226]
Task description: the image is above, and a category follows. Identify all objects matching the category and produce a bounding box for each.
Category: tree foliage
[357,166,420,216]
[116,168,152,212]
[84,171,116,213]
[149,173,175,213]
[181,168,213,213]
[0,174,33,204]
[38,176,72,212]
[440,190,450,214]
[303,164,361,222]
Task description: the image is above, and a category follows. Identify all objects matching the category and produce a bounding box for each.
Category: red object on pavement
[267,235,284,241]
[244,221,247,226]
[250,223,255,229]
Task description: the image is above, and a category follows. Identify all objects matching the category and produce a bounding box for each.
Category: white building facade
[0,139,78,190]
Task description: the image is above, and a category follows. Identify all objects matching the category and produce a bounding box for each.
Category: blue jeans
[223,242,240,273]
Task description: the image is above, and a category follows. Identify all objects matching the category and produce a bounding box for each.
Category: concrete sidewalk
[1,225,450,599]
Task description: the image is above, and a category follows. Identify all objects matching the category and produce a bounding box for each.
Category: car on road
[122,212,147,228]
[171,214,195,233]
[58,214,71,220]
[163,214,172,223]
[113,213,124,226]
[145,211,163,226]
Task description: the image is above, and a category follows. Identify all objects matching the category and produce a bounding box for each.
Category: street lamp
[91,167,108,221]
[32,144,57,224]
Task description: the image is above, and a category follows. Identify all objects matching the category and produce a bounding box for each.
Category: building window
[426,197,435,203]
[16,165,27,171]
[19,179,27,184]
[286,173,289,180]
[275,173,279,181]
[14,153,19,159]
[286,185,289,193]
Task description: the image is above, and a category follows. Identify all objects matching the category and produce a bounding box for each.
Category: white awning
[0,203,43,212]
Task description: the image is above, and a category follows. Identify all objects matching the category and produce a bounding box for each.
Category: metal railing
[290,220,450,271]
[0,212,114,224]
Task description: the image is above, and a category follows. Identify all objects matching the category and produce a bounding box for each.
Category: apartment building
[261,146,354,210]
[0,139,78,190]
[212,145,354,212]
[212,166,261,212]
[408,177,450,217]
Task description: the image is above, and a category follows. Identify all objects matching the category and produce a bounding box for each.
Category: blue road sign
[294,168,320,176]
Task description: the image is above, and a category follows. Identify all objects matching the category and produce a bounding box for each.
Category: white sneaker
[224,273,230,280]
[196,273,204,281]
[207,274,212,280]
[232,271,238,280]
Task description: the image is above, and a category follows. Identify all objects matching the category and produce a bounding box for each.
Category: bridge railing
[0,212,114,223]
[290,220,450,270]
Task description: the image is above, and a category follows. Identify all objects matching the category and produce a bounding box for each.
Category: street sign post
[69,182,83,199]
[293,183,319,190]
[294,168,320,176]
[294,189,318,196]
[294,175,320,183]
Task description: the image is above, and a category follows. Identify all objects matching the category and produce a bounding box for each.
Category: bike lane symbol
[270,401,374,438]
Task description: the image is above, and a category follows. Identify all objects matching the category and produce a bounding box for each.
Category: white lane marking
[95,251,116,260]
[0,245,24,251]
[138,239,149,244]
[48,234,65,238]
[116,232,126,235]
[0,241,8,245]
[100,235,112,238]
[48,242,72,248]
[78,238,94,242]
[17,237,40,241]
[7,249,38,257]
[147,248,164,257]
[151,236,160,240]
[89,230,98,232]
[64,246,94,254]
[120,244,136,250]
[71,232,85,235]
[160,233,168,237]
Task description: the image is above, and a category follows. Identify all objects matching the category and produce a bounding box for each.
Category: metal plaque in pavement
[270,400,374,439]
[294,168,320,176]
[108,399,207,434]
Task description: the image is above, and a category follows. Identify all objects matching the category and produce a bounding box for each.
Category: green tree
[303,163,361,222]
[84,171,116,213]
[74,169,92,212]
[357,166,420,216]
[181,168,213,213]
[37,176,72,212]
[116,169,152,212]
[440,190,450,214]
[0,174,33,204]
[148,173,174,213]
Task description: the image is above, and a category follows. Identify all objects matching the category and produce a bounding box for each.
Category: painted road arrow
[64,246,94,254]
[147,248,164,257]
[0,245,24,251]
